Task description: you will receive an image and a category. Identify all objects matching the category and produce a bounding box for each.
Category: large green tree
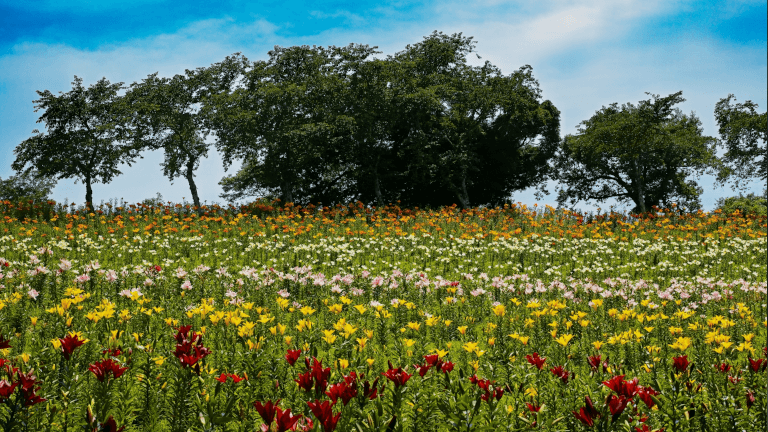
[12,76,138,210]
[714,94,767,188]
[208,45,366,204]
[124,55,246,211]
[555,91,720,213]
[385,32,560,208]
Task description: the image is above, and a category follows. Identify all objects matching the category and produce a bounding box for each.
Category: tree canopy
[555,91,720,213]
[12,76,139,210]
[0,169,56,203]
[207,32,560,208]
[714,94,767,188]
[124,55,245,211]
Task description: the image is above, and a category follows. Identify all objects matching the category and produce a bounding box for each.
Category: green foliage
[0,170,55,203]
[715,192,767,216]
[714,94,767,187]
[12,76,140,210]
[555,91,720,214]
[208,32,560,208]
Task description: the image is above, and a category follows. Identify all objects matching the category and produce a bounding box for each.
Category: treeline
[10,32,767,213]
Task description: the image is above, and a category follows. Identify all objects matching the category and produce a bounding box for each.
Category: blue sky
[1,0,765,210]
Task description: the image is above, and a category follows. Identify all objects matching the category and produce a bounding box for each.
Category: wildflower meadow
[0,200,765,432]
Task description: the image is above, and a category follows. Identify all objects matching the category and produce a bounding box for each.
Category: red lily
[254,399,281,425]
[383,364,412,388]
[526,402,542,413]
[607,395,630,421]
[526,352,546,370]
[587,355,601,370]
[99,416,126,432]
[295,370,314,392]
[549,365,571,384]
[274,407,302,432]
[285,349,302,366]
[0,335,11,350]
[573,407,595,427]
[310,358,331,393]
[59,334,86,360]
[308,400,341,432]
[748,357,766,373]
[362,377,381,400]
[602,375,639,398]
[637,386,659,408]
[746,390,755,409]
[672,355,690,372]
[440,361,455,373]
[88,358,128,382]
[716,362,731,373]
[0,380,18,399]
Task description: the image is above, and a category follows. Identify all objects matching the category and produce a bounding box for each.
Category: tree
[386,32,560,208]
[209,45,365,205]
[124,55,246,212]
[714,94,767,188]
[0,169,56,202]
[12,76,138,211]
[555,91,720,213]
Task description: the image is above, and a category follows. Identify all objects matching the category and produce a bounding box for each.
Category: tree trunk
[282,180,293,204]
[633,160,646,214]
[85,174,93,212]
[457,175,471,209]
[373,162,384,208]
[185,159,202,214]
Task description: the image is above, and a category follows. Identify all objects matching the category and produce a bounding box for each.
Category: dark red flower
[383,365,412,388]
[573,407,595,427]
[295,370,314,392]
[747,357,767,373]
[526,352,546,370]
[99,416,126,432]
[423,354,440,367]
[307,400,341,432]
[285,349,302,366]
[172,327,210,373]
[746,390,755,409]
[716,362,731,373]
[22,390,46,407]
[362,377,381,400]
[274,407,302,432]
[637,386,659,409]
[325,382,348,405]
[154,265,162,272]
[602,375,639,398]
[173,325,193,344]
[584,396,600,419]
[310,358,331,393]
[413,363,431,377]
[526,403,542,413]
[0,335,11,350]
[59,334,86,360]
[254,399,281,425]
[0,380,18,399]
[101,347,122,357]
[607,395,630,421]
[672,355,690,373]
[550,365,571,384]
[440,361,455,373]
[88,358,128,382]
[587,355,601,370]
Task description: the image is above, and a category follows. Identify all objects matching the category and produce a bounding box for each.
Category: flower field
[0,200,765,431]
